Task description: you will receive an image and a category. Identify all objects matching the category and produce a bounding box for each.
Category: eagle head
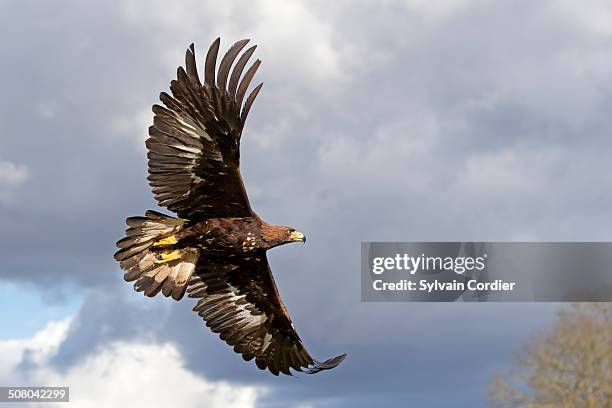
[261,224,306,248]
[286,228,306,244]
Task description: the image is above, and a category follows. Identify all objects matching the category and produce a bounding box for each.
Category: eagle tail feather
[114,210,199,301]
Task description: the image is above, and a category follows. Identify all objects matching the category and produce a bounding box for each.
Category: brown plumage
[113,38,346,375]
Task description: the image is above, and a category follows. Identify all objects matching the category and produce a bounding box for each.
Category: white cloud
[0,160,28,186]
[119,0,357,90]
[315,114,440,194]
[36,101,59,119]
[109,108,153,148]
[402,0,475,21]
[0,160,28,204]
[115,0,360,149]
[0,319,263,408]
[456,147,563,197]
[556,0,612,37]
[0,318,71,381]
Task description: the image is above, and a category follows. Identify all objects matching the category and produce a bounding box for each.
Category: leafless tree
[487,303,612,408]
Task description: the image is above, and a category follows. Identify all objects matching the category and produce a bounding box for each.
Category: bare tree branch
[487,303,612,408]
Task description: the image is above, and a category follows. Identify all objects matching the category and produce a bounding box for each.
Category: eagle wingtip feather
[304,353,347,374]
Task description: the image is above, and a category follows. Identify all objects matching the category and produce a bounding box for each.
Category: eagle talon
[153,236,178,247]
[154,249,181,264]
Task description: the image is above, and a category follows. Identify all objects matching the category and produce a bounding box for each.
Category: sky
[1,0,611,406]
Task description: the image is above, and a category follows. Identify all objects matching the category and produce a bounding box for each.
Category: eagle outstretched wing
[188,253,346,375]
[146,38,262,220]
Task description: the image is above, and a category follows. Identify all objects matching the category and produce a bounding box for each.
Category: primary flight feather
[113,38,346,375]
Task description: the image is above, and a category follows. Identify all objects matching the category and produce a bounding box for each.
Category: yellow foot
[153,235,178,247]
[154,249,181,264]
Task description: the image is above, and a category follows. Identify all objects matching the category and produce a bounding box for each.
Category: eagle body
[113,38,345,375]
[170,217,304,255]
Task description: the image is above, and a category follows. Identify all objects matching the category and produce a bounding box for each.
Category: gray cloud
[2,0,611,406]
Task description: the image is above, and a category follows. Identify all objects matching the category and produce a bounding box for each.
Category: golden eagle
[113,38,346,375]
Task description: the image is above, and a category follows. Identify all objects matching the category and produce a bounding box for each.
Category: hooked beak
[289,231,306,243]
